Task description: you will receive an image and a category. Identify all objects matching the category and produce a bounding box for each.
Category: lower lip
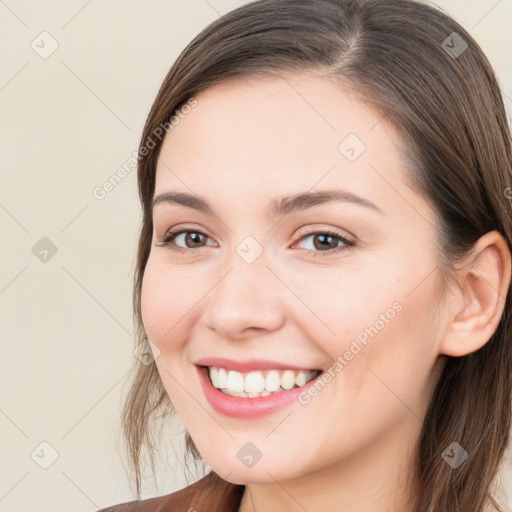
[197,365,323,419]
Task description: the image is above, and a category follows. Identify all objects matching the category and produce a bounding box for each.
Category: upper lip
[195,357,322,373]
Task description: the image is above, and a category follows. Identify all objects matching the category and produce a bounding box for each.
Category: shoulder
[96,471,245,512]
[95,492,173,512]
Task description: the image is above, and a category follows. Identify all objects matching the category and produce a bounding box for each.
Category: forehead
[154,73,410,214]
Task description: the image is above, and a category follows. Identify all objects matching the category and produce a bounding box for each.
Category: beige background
[0,1,511,511]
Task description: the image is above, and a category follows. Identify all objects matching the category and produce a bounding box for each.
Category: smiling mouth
[204,366,322,398]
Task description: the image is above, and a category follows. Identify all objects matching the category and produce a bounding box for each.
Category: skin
[140,72,511,512]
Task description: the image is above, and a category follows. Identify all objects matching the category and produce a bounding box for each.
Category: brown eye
[312,233,341,251]
[181,232,207,248]
[157,229,214,252]
[293,230,355,257]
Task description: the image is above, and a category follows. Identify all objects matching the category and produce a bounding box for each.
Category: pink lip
[196,365,323,419]
[194,357,320,373]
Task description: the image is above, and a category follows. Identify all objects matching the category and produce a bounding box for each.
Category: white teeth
[295,371,310,387]
[217,368,228,388]
[281,370,296,390]
[226,370,245,392]
[226,391,246,397]
[245,371,266,393]
[265,370,281,392]
[208,367,320,396]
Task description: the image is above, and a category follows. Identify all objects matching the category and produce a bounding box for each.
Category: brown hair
[120,0,512,510]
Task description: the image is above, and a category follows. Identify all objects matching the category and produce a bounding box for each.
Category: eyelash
[156,228,355,257]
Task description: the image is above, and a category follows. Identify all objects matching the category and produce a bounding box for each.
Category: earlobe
[439,230,511,357]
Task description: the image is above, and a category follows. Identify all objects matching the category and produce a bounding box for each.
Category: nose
[201,248,285,340]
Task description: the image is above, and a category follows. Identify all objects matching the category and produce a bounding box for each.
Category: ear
[439,230,511,357]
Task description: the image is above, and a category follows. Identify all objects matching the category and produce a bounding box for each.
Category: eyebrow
[152,189,384,217]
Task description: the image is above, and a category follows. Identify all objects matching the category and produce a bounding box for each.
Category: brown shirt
[96,471,245,512]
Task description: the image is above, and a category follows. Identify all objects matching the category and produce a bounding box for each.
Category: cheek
[140,260,199,351]
[335,277,442,421]
[276,260,404,353]
[283,259,441,389]
[290,271,442,452]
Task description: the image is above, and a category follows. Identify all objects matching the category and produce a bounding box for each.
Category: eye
[155,227,355,257]
[156,228,215,253]
[292,229,355,257]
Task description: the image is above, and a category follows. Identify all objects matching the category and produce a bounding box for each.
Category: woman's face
[141,73,448,485]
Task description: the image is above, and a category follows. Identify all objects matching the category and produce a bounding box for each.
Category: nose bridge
[217,230,271,298]
[202,236,283,336]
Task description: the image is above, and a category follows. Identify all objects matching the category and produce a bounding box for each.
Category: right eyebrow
[152,192,213,213]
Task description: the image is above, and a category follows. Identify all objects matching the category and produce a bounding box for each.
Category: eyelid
[157,223,213,241]
[294,224,354,242]
[157,223,353,241]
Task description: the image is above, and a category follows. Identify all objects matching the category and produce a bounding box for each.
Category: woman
[98,0,512,510]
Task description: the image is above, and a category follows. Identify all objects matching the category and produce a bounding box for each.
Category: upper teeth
[208,367,319,394]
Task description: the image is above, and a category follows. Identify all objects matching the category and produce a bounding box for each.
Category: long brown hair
[119,1,512,509]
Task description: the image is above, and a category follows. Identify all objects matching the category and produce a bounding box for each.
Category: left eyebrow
[266,189,384,217]
[151,188,384,216]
